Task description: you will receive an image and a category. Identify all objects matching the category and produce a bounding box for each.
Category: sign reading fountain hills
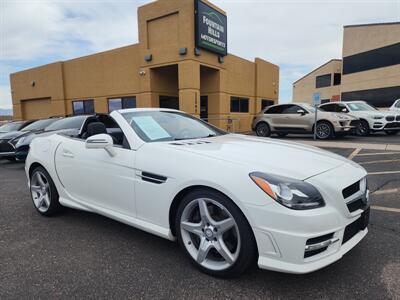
[195,0,227,56]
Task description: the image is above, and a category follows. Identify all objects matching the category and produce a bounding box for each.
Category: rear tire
[255,122,271,137]
[175,189,257,278]
[315,121,334,140]
[29,166,62,216]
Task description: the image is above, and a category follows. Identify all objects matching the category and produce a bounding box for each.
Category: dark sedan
[0,118,61,161]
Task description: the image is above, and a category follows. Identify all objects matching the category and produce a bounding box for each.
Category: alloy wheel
[256,123,270,137]
[30,171,51,213]
[316,123,331,139]
[180,198,241,271]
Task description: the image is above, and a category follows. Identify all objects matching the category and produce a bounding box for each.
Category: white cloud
[0,0,399,109]
[0,84,12,109]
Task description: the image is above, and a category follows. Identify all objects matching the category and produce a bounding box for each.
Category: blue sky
[1,0,399,110]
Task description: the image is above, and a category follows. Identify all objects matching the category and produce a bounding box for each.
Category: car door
[54,128,136,216]
[264,105,294,130]
[282,104,311,131]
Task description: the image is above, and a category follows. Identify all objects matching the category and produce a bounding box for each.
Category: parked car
[390,99,400,112]
[26,108,369,277]
[13,114,122,161]
[319,101,400,136]
[252,103,358,139]
[0,120,35,138]
[0,118,62,161]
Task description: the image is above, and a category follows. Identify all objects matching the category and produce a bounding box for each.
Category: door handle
[62,150,74,158]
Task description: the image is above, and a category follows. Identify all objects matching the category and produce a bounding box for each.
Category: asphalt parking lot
[1,143,399,299]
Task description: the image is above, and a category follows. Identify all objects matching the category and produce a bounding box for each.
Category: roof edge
[293,59,342,85]
[344,21,400,28]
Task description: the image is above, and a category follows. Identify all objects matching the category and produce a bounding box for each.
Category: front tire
[356,120,370,136]
[255,122,271,137]
[176,189,257,278]
[315,121,334,140]
[30,166,62,216]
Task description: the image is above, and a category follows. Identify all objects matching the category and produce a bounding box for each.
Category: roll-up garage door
[21,98,51,120]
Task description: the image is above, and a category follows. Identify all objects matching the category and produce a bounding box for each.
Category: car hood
[0,130,24,140]
[317,111,357,120]
[166,134,350,180]
[348,110,397,118]
[15,129,80,148]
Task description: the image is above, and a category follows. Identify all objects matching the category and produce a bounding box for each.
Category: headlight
[372,115,384,119]
[10,136,26,147]
[333,114,348,120]
[249,172,325,210]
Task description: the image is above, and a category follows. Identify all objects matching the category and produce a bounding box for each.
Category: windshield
[21,118,60,132]
[0,122,23,133]
[347,102,377,111]
[122,111,226,142]
[45,116,87,131]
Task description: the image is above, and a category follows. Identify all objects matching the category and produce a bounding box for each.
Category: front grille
[304,247,328,258]
[396,116,400,121]
[342,181,360,199]
[384,122,400,129]
[342,208,370,244]
[0,141,14,153]
[347,198,367,213]
[386,116,395,122]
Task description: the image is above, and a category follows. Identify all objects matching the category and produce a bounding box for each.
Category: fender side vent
[140,172,167,184]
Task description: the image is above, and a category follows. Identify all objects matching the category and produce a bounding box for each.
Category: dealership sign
[195,0,227,56]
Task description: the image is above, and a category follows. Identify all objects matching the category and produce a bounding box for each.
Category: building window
[159,96,179,110]
[315,74,332,88]
[230,97,249,113]
[321,99,330,104]
[108,97,136,112]
[333,73,341,86]
[72,99,94,115]
[343,42,400,75]
[261,99,274,110]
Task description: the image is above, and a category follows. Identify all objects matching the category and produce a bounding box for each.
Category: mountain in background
[0,108,12,116]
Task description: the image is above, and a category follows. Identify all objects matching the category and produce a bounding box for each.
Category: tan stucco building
[293,22,400,107]
[10,0,279,132]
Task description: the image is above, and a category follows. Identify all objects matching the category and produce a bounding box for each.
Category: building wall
[340,23,400,106]
[10,0,279,132]
[292,60,342,104]
[292,22,400,107]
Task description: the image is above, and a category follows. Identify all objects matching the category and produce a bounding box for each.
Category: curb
[293,140,400,151]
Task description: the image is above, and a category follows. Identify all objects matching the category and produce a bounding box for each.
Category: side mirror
[341,108,348,113]
[297,109,306,115]
[85,134,116,157]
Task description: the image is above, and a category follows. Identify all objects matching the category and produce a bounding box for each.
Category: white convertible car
[26,108,370,277]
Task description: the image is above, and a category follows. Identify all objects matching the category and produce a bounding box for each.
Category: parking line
[359,159,400,165]
[372,188,399,195]
[357,152,400,157]
[368,170,400,175]
[371,206,400,213]
[348,148,361,160]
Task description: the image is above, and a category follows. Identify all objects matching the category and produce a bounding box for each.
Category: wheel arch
[168,185,255,241]
[28,162,46,178]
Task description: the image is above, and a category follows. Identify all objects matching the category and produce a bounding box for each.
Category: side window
[282,105,302,114]
[337,104,349,113]
[320,104,335,112]
[265,105,284,114]
[396,100,400,108]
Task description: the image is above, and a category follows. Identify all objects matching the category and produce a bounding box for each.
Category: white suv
[390,99,400,112]
[319,101,400,136]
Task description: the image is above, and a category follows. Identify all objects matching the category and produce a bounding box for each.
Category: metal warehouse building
[10,0,279,132]
[293,22,400,107]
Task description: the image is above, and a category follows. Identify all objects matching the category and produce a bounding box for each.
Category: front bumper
[333,120,358,133]
[245,162,369,274]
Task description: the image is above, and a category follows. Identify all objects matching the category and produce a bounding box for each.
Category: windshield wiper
[174,134,217,141]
